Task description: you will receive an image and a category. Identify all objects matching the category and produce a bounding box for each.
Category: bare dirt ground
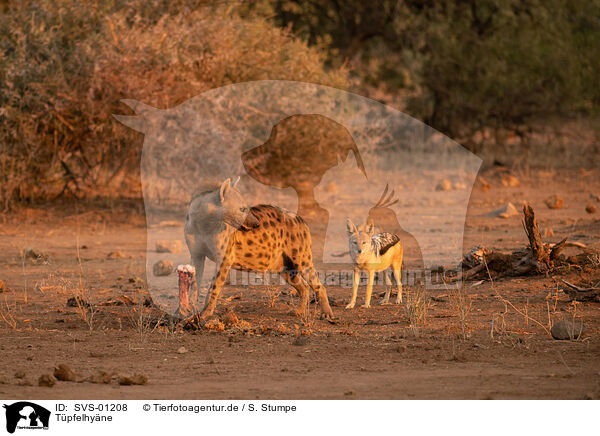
[1,167,599,399]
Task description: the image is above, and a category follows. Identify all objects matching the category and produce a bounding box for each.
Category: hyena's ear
[219,178,232,202]
[346,218,357,235]
[365,218,375,235]
[231,176,240,189]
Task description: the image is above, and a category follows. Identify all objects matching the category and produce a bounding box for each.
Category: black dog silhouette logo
[3,402,50,433]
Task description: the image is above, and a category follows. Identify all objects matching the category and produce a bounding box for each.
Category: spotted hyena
[183,178,334,321]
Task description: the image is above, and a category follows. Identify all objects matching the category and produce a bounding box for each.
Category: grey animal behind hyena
[183,177,334,321]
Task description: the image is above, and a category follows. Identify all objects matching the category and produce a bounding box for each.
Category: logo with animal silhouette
[114,80,481,315]
[3,402,50,434]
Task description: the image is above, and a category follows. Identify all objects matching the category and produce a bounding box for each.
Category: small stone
[544,195,563,209]
[435,179,452,191]
[489,202,519,218]
[106,251,124,259]
[118,373,148,386]
[477,176,491,192]
[153,260,174,277]
[155,240,183,254]
[292,335,309,346]
[66,296,89,307]
[38,374,56,387]
[501,174,520,187]
[54,364,77,382]
[14,370,26,379]
[551,320,585,340]
[585,204,596,214]
[87,371,112,384]
[177,346,188,354]
[344,390,356,396]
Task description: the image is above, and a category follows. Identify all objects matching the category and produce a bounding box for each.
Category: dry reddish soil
[0,167,599,399]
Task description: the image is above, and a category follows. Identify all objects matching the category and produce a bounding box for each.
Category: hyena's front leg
[346,268,360,309]
[197,254,233,320]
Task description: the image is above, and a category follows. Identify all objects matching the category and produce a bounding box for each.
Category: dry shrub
[0,0,347,209]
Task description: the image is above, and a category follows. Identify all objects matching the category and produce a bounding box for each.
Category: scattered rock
[435,179,452,191]
[222,310,239,327]
[54,364,77,382]
[0,280,5,292]
[544,195,563,209]
[118,373,148,386]
[38,374,56,387]
[344,390,356,396]
[551,320,585,340]
[477,176,491,192]
[489,202,519,218]
[453,182,466,190]
[66,296,90,308]
[106,251,124,259]
[87,371,112,384]
[177,346,188,354]
[292,335,309,346]
[155,240,183,254]
[586,204,597,214]
[543,228,555,237]
[153,260,174,277]
[501,174,520,187]
[14,370,26,379]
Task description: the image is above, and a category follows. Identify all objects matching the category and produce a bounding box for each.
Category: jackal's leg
[362,270,375,308]
[381,269,393,305]
[197,255,232,319]
[346,268,360,309]
[282,271,310,317]
[393,261,403,304]
[302,267,334,319]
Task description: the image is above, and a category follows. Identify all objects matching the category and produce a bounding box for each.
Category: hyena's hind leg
[282,271,310,317]
[301,267,334,320]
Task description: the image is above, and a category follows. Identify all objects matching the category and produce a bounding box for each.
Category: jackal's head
[346,218,375,262]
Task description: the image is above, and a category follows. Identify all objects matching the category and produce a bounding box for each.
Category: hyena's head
[187,177,259,232]
[346,218,375,261]
[217,177,259,230]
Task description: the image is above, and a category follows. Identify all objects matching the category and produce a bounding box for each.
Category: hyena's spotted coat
[184,178,334,321]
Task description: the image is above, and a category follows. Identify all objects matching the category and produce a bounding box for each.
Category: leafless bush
[404,285,430,337]
[450,288,472,340]
[0,0,347,209]
[0,297,17,329]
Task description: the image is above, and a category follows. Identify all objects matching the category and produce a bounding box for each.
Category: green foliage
[246,0,600,139]
[0,0,347,208]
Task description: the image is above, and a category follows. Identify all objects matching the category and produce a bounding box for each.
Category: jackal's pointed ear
[365,218,375,235]
[346,218,357,235]
[220,178,231,202]
[231,176,240,189]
